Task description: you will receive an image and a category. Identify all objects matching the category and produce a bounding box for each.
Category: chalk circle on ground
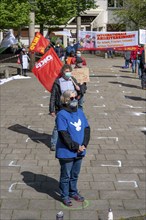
[60,199,90,210]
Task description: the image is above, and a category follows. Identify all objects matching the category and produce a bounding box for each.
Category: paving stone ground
[0,54,146,220]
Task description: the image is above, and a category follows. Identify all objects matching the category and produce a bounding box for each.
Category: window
[108,0,123,8]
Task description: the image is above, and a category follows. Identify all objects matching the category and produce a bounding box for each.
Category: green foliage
[114,0,146,30]
[0,0,97,31]
[35,0,97,27]
[0,0,30,29]
[73,0,97,15]
[35,0,75,26]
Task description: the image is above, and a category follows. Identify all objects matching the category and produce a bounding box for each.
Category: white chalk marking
[100,96,103,99]
[42,96,49,99]
[96,137,118,141]
[93,104,106,108]
[131,112,145,116]
[98,113,108,115]
[40,104,49,108]
[118,180,138,188]
[9,182,26,192]
[88,89,99,94]
[26,136,47,142]
[122,91,131,94]
[119,85,122,87]
[93,96,103,99]
[96,126,112,131]
[124,104,142,109]
[27,125,43,132]
[9,161,20,167]
[38,112,44,115]
[26,137,30,142]
[44,90,48,93]
[140,127,146,131]
[101,160,122,167]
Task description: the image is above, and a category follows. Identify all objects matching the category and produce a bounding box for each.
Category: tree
[0,0,30,30]
[35,0,97,34]
[114,0,146,30]
[0,0,97,35]
[35,0,75,34]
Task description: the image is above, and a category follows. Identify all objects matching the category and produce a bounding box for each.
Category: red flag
[32,47,63,92]
[29,32,50,54]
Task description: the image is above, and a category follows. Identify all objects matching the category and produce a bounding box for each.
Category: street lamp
[28,0,35,71]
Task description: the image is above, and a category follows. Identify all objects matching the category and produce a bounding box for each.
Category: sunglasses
[70,96,78,101]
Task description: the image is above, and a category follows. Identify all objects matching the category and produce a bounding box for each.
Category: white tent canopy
[52,30,71,37]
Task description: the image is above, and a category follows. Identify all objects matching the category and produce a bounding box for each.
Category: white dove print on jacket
[70,119,81,131]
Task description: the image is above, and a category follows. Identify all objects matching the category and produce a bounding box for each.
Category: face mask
[64,72,72,78]
[69,99,78,108]
[77,54,81,57]
[70,44,73,47]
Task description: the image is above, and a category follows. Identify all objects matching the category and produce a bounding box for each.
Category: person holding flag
[49,64,81,151]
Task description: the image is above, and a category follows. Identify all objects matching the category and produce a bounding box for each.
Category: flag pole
[70,77,80,91]
[144,44,146,64]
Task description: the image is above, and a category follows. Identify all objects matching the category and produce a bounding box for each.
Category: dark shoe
[62,198,72,207]
[70,193,84,202]
[50,146,55,151]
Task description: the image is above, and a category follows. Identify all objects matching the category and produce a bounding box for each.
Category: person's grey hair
[60,90,77,104]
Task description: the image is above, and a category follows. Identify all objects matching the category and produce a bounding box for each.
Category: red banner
[29,32,50,54]
[32,47,63,92]
[79,46,143,51]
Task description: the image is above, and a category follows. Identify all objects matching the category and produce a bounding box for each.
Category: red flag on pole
[32,47,63,92]
[29,32,50,54]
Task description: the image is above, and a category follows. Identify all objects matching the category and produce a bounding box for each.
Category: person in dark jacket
[49,64,81,151]
[140,49,146,89]
[65,42,76,59]
[54,42,64,61]
[56,90,90,206]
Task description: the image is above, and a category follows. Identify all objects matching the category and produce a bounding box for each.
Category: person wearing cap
[49,64,81,151]
[19,48,30,76]
[56,90,90,206]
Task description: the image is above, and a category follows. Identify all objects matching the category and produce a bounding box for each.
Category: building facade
[59,0,124,45]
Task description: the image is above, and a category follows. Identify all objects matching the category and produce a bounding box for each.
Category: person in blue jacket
[55,90,90,207]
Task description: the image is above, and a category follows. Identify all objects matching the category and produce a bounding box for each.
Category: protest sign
[72,67,90,84]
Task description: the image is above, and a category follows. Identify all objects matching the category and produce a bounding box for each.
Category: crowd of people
[123,47,145,78]
[122,47,146,89]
